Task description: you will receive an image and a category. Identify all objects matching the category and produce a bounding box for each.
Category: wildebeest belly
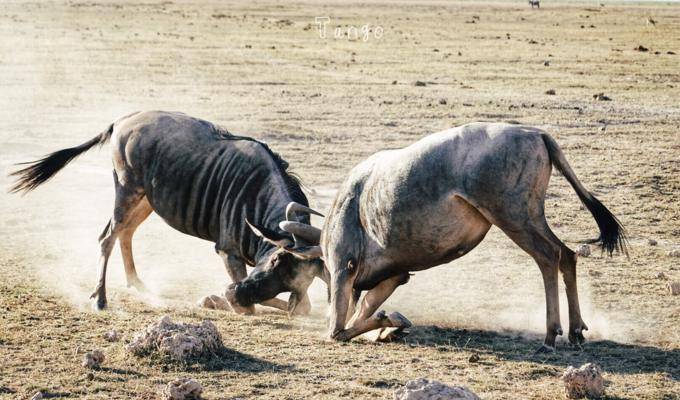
[115,111,267,246]
[143,145,233,242]
[362,189,491,271]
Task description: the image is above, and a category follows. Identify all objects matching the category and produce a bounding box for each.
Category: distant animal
[10,111,326,314]
[321,122,626,352]
[529,0,540,8]
[646,17,656,27]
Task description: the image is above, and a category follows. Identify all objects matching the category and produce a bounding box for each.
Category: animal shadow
[405,325,679,381]
[186,346,293,373]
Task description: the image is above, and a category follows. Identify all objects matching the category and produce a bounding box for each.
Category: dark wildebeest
[10,111,325,315]
[321,122,626,352]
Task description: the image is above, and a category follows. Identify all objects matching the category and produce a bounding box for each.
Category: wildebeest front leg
[218,251,248,283]
[330,274,411,342]
[218,252,255,314]
[217,251,296,313]
[341,273,411,342]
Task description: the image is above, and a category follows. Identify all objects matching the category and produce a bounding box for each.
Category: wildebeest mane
[213,127,309,207]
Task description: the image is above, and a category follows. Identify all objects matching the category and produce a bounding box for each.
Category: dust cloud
[2,165,642,345]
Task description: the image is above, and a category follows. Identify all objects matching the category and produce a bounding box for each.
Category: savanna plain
[0,0,678,399]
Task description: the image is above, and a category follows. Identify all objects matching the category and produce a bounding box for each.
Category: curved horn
[279,221,322,244]
[285,202,324,221]
[282,245,323,260]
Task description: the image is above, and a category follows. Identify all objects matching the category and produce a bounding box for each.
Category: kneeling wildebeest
[322,122,626,352]
[10,111,325,315]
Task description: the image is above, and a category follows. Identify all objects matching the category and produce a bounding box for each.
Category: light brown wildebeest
[320,122,626,352]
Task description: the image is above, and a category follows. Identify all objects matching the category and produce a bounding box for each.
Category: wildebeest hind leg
[118,196,152,292]
[496,217,564,353]
[557,243,588,346]
[89,176,146,310]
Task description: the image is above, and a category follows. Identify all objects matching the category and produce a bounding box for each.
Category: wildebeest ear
[245,218,293,247]
[282,245,323,260]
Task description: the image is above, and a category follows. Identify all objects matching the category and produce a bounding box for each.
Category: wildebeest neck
[215,133,310,265]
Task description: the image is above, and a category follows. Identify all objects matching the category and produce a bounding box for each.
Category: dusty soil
[0,1,678,399]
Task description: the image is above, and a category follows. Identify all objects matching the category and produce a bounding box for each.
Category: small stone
[668,249,680,257]
[394,378,480,400]
[162,378,203,400]
[392,80,398,85]
[103,330,119,342]
[31,392,43,400]
[668,281,680,296]
[562,363,605,399]
[82,349,105,369]
[545,89,556,95]
[593,93,612,101]
[468,354,480,363]
[543,60,550,66]
[647,239,657,246]
[588,270,602,278]
[86,372,95,380]
[576,244,591,257]
[197,295,231,311]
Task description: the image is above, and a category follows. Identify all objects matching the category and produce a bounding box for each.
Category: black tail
[541,133,628,256]
[9,124,114,194]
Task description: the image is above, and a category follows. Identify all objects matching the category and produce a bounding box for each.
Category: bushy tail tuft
[541,133,628,256]
[9,124,113,194]
[580,194,628,256]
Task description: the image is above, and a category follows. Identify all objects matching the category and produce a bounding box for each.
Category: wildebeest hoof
[386,312,412,329]
[555,327,564,336]
[569,330,586,346]
[568,322,588,345]
[375,327,410,342]
[89,289,107,310]
[330,330,351,342]
[91,297,107,311]
[126,278,148,293]
[534,344,555,354]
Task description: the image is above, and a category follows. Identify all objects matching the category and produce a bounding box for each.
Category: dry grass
[0,1,679,399]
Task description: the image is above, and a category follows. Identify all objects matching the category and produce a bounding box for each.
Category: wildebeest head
[225,202,328,316]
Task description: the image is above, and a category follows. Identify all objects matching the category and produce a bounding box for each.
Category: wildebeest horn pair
[282,201,323,245]
[246,201,324,260]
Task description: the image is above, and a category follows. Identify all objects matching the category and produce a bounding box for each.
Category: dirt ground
[1,0,679,399]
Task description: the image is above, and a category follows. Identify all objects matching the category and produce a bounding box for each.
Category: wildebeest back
[118,111,301,260]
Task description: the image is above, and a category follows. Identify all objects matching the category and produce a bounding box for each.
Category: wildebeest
[321,122,626,352]
[529,0,540,8]
[10,111,325,315]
